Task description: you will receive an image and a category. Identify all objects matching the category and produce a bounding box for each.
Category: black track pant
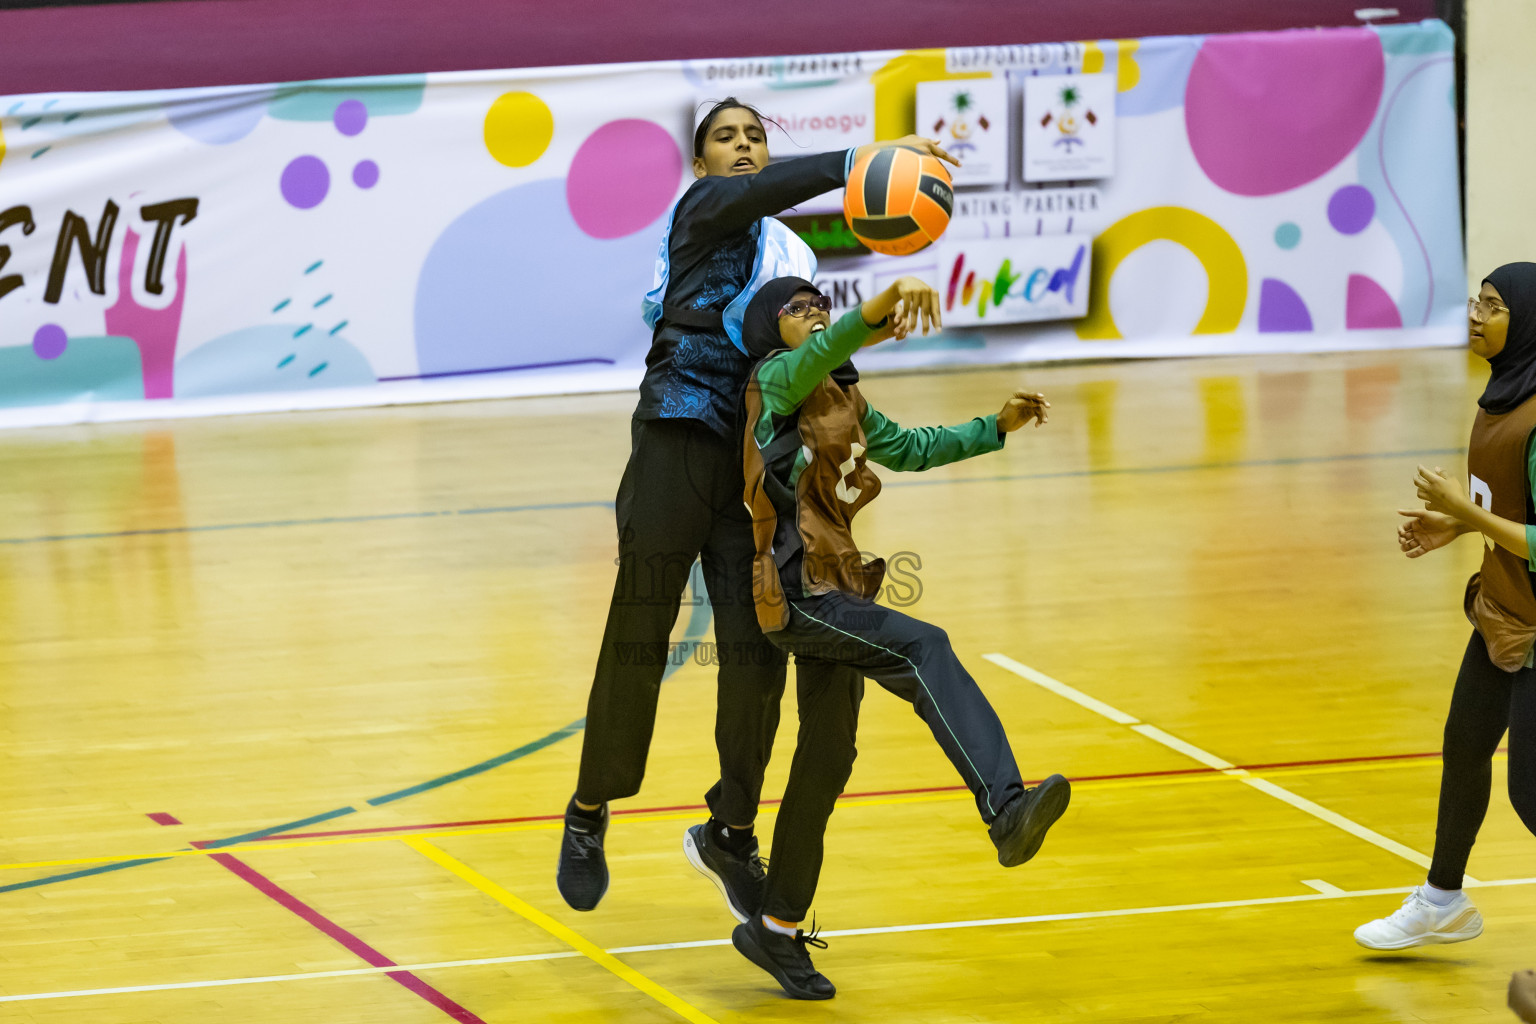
[575,418,787,826]
[1428,629,1536,889]
[761,590,1027,921]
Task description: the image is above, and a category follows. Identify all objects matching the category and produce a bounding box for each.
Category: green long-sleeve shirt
[754,308,1005,470]
[1525,438,1536,572]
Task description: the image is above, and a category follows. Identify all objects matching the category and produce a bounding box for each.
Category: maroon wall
[0,0,1438,96]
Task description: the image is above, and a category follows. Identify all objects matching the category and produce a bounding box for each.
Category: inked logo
[944,243,1085,319]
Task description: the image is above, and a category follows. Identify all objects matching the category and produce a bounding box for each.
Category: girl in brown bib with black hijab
[720,275,1071,998]
[1356,263,1536,949]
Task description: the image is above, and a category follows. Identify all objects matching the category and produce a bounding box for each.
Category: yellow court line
[402,836,722,1024]
[0,756,1477,874]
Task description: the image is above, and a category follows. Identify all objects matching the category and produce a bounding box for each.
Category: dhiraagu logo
[938,236,1091,325]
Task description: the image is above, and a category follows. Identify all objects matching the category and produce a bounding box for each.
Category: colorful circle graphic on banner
[1346,273,1402,329]
[32,324,66,360]
[1076,206,1247,340]
[353,160,380,189]
[1258,278,1312,332]
[1274,222,1301,250]
[281,155,330,209]
[1327,185,1375,235]
[333,99,368,137]
[1185,29,1384,196]
[484,91,554,168]
[566,119,682,239]
[415,177,658,378]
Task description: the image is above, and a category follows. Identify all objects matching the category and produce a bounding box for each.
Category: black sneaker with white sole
[989,774,1071,867]
[555,799,609,911]
[731,915,835,1000]
[683,822,766,923]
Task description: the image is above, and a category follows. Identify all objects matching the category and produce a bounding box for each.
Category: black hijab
[1480,262,1536,414]
[742,276,859,386]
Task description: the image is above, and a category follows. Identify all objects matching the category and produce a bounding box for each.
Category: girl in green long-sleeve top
[714,274,1071,1000]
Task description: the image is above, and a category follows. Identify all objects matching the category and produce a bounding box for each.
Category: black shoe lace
[566,827,604,860]
[747,852,768,881]
[796,918,828,951]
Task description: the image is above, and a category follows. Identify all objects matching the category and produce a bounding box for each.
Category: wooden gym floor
[0,346,1528,1023]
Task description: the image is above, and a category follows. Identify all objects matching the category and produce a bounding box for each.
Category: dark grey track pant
[762,589,1026,921]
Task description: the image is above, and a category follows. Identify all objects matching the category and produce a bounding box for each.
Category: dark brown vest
[1464,394,1536,670]
[744,374,885,633]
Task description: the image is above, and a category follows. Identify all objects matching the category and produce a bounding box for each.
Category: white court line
[1302,879,1348,896]
[0,951,583,1003]
[6,876,1535,1004]
[985,654,1141,724]
[1131,724,1235,770]
[982,653,1476,881]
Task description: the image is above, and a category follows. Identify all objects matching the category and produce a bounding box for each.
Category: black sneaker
[556,799,609,911]
[989,774,1071,867]
[683,822,766,923]
[731,915,835,1000]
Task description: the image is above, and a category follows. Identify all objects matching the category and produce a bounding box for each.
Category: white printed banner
[0,21,1465,427]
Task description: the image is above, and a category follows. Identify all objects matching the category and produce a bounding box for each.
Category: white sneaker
[1354,886,1484,950]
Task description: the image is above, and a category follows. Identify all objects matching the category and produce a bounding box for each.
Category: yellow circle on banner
[1116,39,1142,92]
[484,92,554,168]
[0,120,7,173]
[1075,206,1248,340]
[1081,41,1105,74]
[1083,39,1141,91]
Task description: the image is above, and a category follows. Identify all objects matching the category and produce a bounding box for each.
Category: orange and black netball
[843,146,954,256]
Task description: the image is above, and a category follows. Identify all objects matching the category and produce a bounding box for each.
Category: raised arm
[755,277,941,415]
[680,151,850,241]
[755,306,879,415]
[863,387,1049,472]
[861,401,1004,473]
[681,135,959,243]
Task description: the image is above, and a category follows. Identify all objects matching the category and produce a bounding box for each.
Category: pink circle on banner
[32,324,66,360]
[1184,29,1384,196]
[566,120,683,239]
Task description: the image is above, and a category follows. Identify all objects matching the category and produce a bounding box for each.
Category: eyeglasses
[778,295,831,318]
[1469,297,1511,323]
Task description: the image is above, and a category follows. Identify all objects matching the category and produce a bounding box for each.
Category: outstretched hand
[1396,508,1462,558]
[863,277,941,346]
[857,135,960,169]
[998,390,1050,432]
[890,277,940,336]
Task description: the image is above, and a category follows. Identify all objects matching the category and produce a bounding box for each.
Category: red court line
[210,852,487,1024]
[246,747,1482,843]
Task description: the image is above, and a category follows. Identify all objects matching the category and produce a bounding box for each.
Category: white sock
[1422,883,1459,907]
[762,915,798,937]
